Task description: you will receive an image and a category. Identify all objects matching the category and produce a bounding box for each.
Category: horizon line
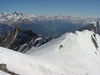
[0,11,100,18]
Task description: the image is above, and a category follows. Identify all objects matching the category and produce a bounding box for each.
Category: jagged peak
[13,26,22,33]
[13,11,23,16]
[14,11,20,14]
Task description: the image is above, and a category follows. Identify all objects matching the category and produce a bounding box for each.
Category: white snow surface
[0,30,100,75]
[0,47,65,75]
[0,71,10,75]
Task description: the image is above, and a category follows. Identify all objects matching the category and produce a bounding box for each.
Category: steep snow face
[0,30,100,75]
[27,30,100,75]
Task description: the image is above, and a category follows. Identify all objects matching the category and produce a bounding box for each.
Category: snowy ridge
[0,30,100,75]
[28,30,100,75]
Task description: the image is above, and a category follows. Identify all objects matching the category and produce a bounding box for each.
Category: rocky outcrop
[91,34,99,51]
[0,63,19,75]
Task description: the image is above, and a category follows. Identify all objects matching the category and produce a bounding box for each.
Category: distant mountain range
[0,11,99,37]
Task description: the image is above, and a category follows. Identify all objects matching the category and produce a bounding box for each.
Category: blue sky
[0,0,100,16]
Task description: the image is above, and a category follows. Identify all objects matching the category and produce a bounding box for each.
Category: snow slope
[0,71,10,75]
[28,30,100,75]
[0,47,68,75]
[0,30,100,75]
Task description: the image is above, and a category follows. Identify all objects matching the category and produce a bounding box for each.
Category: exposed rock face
[0,26,47,53]
[91,34,99,50]
[0,26,21,47]
[0,63,19,75]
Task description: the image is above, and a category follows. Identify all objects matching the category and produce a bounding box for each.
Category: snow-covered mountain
[0,11,36,25]
[0,11,98,25]
[0,11,99,37]
[0,26,48,53]
[0,30,100,75]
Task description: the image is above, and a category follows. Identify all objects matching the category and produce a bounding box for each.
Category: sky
[0,0,100,16]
